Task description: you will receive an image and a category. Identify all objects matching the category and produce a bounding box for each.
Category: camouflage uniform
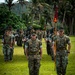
[51,27,59,61]
[46,31,52,55]
[53,28,71,75]
[2,30,12,61]
[37,30,42,41]
[51,33,57,60]
[25,34,42,75]
[17,30,24,46]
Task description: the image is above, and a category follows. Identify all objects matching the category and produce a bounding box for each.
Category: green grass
[0,37,75,75]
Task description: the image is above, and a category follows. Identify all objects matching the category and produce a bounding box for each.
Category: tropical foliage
[0,6,26,34]
[0,0,75,35]
[5,0,14,11]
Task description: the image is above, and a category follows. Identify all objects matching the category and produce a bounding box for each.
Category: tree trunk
[62,11,66,26]
[70,17,74,35]
[73,18,75,35]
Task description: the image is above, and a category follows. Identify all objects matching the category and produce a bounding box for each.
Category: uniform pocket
[36,55,41,60]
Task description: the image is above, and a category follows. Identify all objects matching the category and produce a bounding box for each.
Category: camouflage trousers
[46,42,54,60]
[28,55,41,75]
[10,47,14,60]
[3,45,11,61]
[56,50,68,75]
[46,42,51,55]
[3,45,14,61]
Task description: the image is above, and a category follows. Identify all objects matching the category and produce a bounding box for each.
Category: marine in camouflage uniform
[37,29,42,41]
[53,27,71,75]
[2,30,12,61]
[23,29,35,54]
[46,30,52,55]
[17,29,24,46]
[25,32,42,75]
[9,30,15,60]
[51,28,58,60]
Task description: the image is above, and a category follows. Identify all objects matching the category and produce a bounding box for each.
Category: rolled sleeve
[40,45,42,48]
[68,40,71,45]
[25,45,28,49]
[25,41,29,49]
[66,37,71,45]
[39,41,42,48]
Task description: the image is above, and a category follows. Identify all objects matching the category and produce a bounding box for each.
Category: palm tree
[31,0,53,27]
[58,0,75,35]
[5,0,14,11]
[18,0,25,6]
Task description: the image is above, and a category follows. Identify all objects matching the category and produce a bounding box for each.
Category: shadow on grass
[13,54,52,63]
[42,54,53,62]
[0,54,27,63]
[0,54,53,63]
[13,55,27,63]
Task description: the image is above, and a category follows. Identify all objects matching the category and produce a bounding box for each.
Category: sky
[0,0,17,3]
[0,0,30,3]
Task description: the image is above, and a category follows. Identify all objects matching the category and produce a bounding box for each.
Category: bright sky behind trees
[0,0,30,3]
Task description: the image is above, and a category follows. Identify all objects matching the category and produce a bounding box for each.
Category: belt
[57,48,66,51]
[29,52,39,55]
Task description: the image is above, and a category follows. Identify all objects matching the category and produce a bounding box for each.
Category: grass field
[0,37,75,75]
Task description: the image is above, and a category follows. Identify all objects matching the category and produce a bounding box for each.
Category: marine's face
[5,30,10,35]
[31,34,36,40]
[59,30,64,36]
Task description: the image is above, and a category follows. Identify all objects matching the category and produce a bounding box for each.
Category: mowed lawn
[0,37,75,75]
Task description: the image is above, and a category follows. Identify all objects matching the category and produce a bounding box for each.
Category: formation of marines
[2,26,71,75]
[2,26,15,61]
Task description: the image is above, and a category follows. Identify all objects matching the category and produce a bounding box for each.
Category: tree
[18,0,25,6]
[0,6,26,34]
[58,0,75,35]
[5,0,14,11]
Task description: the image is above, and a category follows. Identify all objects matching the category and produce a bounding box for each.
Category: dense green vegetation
[0,6,27,34]
[0,37,75,75]
[0,0,75,35]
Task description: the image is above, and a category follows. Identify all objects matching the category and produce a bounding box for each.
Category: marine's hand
[10,46,12,49]
[54,53,56,57]
[67,51,70,56]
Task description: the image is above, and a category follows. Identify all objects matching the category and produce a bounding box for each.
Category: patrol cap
[31,32,37,36]
[59,26,64,31]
